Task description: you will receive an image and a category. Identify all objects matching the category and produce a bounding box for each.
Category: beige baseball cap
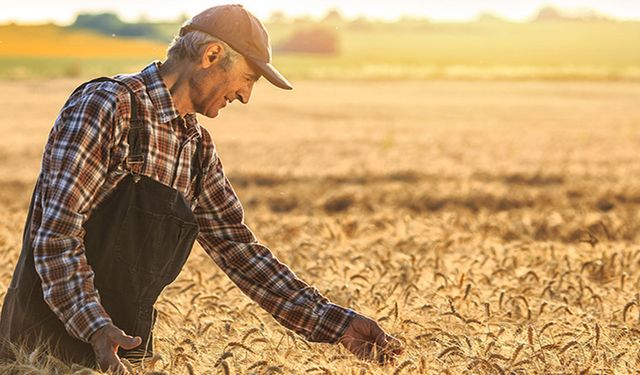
[179,4,293,90]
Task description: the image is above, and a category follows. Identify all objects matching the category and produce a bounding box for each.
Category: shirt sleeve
[194,151,355,344]
[33,88,118,343]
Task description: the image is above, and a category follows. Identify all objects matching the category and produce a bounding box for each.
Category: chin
[203,106,221,119]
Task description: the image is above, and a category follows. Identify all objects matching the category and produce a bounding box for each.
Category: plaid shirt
[29,60,355,344]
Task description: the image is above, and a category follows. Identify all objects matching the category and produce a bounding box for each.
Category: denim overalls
[0,77,204,367]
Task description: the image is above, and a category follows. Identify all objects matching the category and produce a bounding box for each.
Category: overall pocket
[114,206,198,282]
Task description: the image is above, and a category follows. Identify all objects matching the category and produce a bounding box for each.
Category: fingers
[339,313,405,365]
[113,332,142,350]
[375,330,404,355]
[94,335,129,375]
[376,334,404,365]
[340,332,370,360]
[349,320,404,364]
[373,326,387,348]
[95,348,128,374]
[345,336,397,364]
[90,324,141,374]
[367,321,401,364]
[386,334,404,355]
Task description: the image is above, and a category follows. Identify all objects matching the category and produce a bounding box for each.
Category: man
[0,4,403,373]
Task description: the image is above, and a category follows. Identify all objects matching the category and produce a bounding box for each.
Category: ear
[200,42,225,69]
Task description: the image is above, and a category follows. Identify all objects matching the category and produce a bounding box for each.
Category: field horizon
[1,18,639,81]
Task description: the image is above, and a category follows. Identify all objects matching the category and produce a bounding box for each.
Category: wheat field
[0,78,639,374]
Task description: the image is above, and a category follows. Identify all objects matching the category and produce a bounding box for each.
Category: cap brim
[251,60,293,90]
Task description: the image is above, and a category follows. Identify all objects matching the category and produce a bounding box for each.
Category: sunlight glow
[1,0,640,25]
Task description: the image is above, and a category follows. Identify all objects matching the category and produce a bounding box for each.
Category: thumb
[375,333,387,349]
[386,334,404,355]
[370,323,387,347]
[113,333,142,350]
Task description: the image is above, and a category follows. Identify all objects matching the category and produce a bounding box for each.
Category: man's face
[190,44,260,118]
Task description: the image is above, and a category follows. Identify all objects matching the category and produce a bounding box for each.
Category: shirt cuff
[64,299,113,343]
[306,303,357,344]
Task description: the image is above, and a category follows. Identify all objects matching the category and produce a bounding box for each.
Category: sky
[2,0,640,24]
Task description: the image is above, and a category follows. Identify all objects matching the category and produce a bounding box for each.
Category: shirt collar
[184,113,202,138]
[140,60,182,125]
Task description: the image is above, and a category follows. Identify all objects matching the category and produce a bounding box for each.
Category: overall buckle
[126,155,144,183]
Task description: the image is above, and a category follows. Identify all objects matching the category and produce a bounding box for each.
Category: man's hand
[89,323,142,374]
[339,313,404,364]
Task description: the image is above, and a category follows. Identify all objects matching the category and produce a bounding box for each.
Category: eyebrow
[246,73,260,82]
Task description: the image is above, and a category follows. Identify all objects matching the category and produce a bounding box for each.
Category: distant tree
[576,9,613,22]
[276,27,339,54]
[117,23,162,39]
[531,5,611,22]
[69,12,164,40]
[71,13,124,32]
[533,6,569,22]
[323,9,344,23]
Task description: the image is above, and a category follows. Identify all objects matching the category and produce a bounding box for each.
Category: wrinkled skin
[339,313,404,364]
[159,41,260,119]
[89,323,142,374]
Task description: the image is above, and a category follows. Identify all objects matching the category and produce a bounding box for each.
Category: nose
[235,82,254,104]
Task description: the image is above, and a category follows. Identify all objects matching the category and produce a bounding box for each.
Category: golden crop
[0,25,166,58]
[0,79,639,374]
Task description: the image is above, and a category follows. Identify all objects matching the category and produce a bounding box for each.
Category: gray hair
[166,30,240,70]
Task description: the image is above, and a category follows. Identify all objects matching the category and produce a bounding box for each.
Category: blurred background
[1,0,639,80]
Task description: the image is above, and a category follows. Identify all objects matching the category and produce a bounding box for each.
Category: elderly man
[0,4,402,373]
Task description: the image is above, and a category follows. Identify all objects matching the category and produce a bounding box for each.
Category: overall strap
[70,77,142,123]
[190,136,205,209]
[70,77,145,178]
